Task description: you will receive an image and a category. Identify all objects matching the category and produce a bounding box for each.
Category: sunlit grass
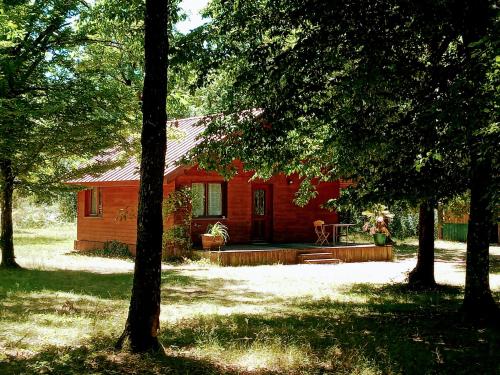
[0,225,498,374]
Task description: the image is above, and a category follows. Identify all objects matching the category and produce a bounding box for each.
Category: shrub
[338,202,419,240]
[9,194,77,228]
[12,198,61,228]
[85,240,131,259]
[388,203,419,239]
[162,187,196,259]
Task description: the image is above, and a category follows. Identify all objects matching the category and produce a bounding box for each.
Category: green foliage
[361,204,394,222]
[55,191,77,223]
[362,204,393,236]
[0,0,202,210]
[184,0,497,212]
[100,240,131,258]
[336,200,419,240]
[205,221,229,243]
[12,199,61,228]
[78,240,132,259]
[80,0,204,120]
[162,186,194,217]
[0,0,139,198]
[163,225,191,251]
[389,204,419,240]
[10,194,76,228]
[162,187,195,257]
[444,192,471,218]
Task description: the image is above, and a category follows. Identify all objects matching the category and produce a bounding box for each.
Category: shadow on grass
[0,277,498,374]
[70,249,198,264]
[344,282,463,306]
[157,283,499,375]
[0,338,241,375]
[395,243,464,261]
[393,243,419,260]
[69,249,133,260]
[0,268,271,327]
[395,243,499,275]
[490,254,500,274]
[0,268,134,301]
[0,268,252,301]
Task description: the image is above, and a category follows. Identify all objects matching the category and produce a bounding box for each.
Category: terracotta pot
[201,234,224,250]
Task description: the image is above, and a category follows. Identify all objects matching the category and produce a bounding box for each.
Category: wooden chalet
[68,116,393,265]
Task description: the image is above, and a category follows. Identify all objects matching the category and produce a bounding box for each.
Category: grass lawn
[0,225,499,374]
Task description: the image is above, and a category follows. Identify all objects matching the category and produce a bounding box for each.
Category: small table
[322,223,355,245]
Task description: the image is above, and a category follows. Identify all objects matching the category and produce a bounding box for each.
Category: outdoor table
[322,223,355,244]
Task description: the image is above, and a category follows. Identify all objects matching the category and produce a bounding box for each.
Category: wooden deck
[196,243,393,266]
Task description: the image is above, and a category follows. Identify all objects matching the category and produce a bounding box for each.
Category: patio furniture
[314,220,330,245]
[322,223,355,244]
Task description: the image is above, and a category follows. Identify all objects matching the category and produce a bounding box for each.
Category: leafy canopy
[0,0,140,196]
[184,0,498,209]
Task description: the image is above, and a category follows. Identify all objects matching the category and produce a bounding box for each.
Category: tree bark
[463,156,497,319]
[408,199,436,289]
[459,0,498,321]
[0,159,20,269]
[117,0,168,353]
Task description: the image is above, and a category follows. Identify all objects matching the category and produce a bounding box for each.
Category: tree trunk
[0,159,20,269]
[408,199,436,289]
[117,0,168,353]
[463,156,497,320]
[459,0,498,321]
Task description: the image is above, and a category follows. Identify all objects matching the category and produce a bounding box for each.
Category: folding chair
[314,220,330,245]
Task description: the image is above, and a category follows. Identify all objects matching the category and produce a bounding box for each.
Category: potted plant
[362,204,394,246]
[201,222,229,250]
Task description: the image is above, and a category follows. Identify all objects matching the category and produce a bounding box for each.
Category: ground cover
[0,225,498,374]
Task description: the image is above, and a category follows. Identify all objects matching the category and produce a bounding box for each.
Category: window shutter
[90,188,98,215]
[84,190,90,216]
[98,189,103,215]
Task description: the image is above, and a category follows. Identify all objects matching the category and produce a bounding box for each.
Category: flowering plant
[362,204,394,236]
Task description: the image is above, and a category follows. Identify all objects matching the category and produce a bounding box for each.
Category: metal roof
[68,116,207,184]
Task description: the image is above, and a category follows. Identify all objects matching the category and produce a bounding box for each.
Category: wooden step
[302,258,341,264]
[298,252,336,260]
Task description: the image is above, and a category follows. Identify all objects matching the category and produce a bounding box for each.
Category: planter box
[201,234,225,250]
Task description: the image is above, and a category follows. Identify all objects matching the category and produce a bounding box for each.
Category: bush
[389,203,419,239]
[338,202,419,240]
[9,194,77,228]
[12,199,61,228]
[162,187,194,258]
[163,224,192,257]
[57,192,77,222]
[82,240,132,259]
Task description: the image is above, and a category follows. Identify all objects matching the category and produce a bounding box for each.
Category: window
[85,187,102,217]
[191,182,226,218]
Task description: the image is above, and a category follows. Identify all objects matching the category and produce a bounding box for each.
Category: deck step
[302,258,341,264]
[298,252,337,260]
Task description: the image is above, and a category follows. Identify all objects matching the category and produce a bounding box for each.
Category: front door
[251,184,273,242]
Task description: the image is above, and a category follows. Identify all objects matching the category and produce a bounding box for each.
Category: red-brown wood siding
[76,181,175,250]
[75,168,340,249]
[77,186,139,246]
[175,167,339,244]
